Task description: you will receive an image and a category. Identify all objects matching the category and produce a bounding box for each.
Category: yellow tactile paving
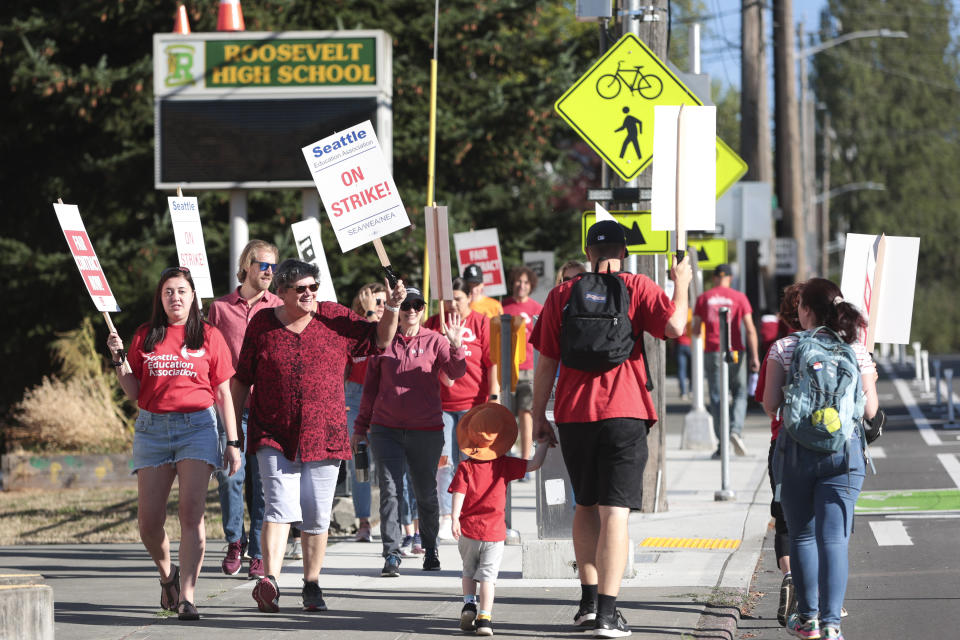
[639,537,741,550]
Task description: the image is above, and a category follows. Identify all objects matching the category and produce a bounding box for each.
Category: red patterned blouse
[235,302,380,462]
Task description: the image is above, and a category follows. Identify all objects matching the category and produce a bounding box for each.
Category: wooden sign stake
[864,233,887,353]
[674,104,687,263]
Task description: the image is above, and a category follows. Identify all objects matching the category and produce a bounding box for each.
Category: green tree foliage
[0,1,597,416]
[813,0,960,351]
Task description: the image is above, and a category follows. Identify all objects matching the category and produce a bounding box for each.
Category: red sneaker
[247,557,264,580]
[221,540,243,576]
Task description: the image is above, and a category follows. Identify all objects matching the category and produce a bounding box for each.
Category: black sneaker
[475,617,493,636]
[381,554,401,577]
[301,580,327,612]
[594,609,631,638]
[460,602,477,631]
[574,603,597,627]
[422,547,441,571]
[777,574,794,626]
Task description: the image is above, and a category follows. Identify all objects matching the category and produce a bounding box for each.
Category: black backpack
[560,272,652,389]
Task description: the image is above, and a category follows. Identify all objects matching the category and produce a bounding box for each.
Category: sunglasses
[400,300,425,312]
[161,266,190,277]
[374,298,385,306]
[252,261,277,272]
[293,283,320,294]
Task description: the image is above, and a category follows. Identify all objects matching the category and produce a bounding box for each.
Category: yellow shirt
[470,296,504,319]
[489,315,526,391]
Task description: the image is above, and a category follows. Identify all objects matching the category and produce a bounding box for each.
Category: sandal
[159,563,180,611]
[177,600,200,621]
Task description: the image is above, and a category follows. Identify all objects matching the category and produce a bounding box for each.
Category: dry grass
[0,481,225,545]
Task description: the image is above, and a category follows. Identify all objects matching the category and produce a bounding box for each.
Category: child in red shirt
[449,403,550,635]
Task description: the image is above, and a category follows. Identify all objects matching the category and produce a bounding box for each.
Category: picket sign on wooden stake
[674,104,687,262]
[424,203,453,328]
[864,233,887,353]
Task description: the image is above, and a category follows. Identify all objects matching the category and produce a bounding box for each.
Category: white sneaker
[730,432,748,457]
[437,516,454,540]
[286,538,302,560]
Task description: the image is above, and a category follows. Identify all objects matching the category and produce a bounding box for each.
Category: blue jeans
[676,343,691,396]
[369,425,443,558]
[704,351,747,439]
[437,409,468,515]
[345,381,373,520]
[215,409,262,558]
[778,432,865,628]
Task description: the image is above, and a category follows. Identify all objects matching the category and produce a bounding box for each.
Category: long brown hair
[800,277,865,344]
[143,267,205,352]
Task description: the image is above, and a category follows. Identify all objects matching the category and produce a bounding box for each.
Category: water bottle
[354,443,370,483]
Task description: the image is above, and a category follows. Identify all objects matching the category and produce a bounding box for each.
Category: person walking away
[463,264,503,318]
[531,220,692,637]
[691,263,760,458]
[207,239,282,580]
[502,266,543,462]
[425,278,499,540]
[352,286,467,577]
[232,259,405,613]
[450,403,550,635]
[106,267,241,621]
[761,278,878,640]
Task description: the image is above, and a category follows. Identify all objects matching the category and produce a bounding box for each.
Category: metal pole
[913,341,923,381]
[934,359,942,405]
[500,314,519,542]
[945,369,955,423]
[689,22,701,73]
[715,307,735,501]
[229,190,248,288]
[921,350,930,395]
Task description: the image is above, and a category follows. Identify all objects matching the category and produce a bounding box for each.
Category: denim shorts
[131,406,222,474]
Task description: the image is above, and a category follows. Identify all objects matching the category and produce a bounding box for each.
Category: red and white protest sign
[453,228,506,297]
[301,120,410,253]
[168,196,214,300]
[53,203,120,312]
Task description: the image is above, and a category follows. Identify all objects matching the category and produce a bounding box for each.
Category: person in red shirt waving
[232,259,406,614]
[501,265,544,461]
[106,267,241,622]
[530,220,691,638]
[449,403,550,636]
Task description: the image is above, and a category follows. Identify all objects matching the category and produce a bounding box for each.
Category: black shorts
[514,370,534,412]
[557,418,649,509]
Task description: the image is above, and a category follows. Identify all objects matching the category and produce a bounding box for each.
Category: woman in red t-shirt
[107,267,241,621]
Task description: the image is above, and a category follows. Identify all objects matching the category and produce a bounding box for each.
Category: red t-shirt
[127,323,234,414]
[529,272,674,424]
[754,344,781,441]
[424,311,493,411]
[693,285,753,352]
[449,456,528,541]
[502,296,543,370]
[347,356,370,384]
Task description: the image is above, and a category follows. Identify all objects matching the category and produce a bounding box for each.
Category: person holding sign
[231,260,406,614]
[106,266,241,622]
[530,221,691,638]
[761,278,878,640]
[352,286,468,577]
[502,265,544,463]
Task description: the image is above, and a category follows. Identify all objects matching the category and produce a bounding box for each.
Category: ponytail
[800,278,865,344]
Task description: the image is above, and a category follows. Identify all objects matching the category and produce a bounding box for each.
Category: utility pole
[773,0,805,282]
[623,0,669,513]
[741,0,772,182]
[820,111,831,275]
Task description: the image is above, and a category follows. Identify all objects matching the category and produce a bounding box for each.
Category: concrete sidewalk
[0,379,774,639]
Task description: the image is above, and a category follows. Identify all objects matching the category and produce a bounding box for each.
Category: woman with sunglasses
[345,282,388,542]
[106,266,241,621]
[352,286,468,577]
[232,259,405,614]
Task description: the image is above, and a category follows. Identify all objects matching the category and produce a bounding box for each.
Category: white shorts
[257,446,340,535]
[458,535,505,583]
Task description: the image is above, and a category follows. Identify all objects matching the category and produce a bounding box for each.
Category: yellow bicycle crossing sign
[556,33,747,196]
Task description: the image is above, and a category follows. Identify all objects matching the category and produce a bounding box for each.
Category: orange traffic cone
[172,4,191,35]
[216,0,245,31]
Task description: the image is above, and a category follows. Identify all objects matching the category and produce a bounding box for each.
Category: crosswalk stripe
[937,453,960,489]
[890,375,943,446]
[868,446,886,459]
[869,520,913,546]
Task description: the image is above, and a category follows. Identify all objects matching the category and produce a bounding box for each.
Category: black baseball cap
[586,220,626,247]
[462,264,484,284]
[404,287,425,304]
[714,263,732,276]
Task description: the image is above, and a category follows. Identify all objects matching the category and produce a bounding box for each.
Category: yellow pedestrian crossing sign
[687,238,728,271]
[581,211,670,255]
[556,33,748,198]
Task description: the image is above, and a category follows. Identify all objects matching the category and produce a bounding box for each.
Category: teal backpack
[781,327,866,453]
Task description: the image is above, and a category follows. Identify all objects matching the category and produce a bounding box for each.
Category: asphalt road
[738,355,960,639]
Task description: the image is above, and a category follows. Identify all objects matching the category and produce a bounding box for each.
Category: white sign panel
[301,120,410,253]
[523,251,554,305]
[651,105,717,232]
[453,228,507,297]
[167,197,214,300]
[840,233,920,345]
[291,218,337,303]
[53,203,120,312]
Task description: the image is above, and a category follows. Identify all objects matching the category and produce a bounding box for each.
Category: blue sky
[697,0,828,88]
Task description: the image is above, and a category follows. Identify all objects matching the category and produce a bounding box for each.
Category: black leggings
[768,438,790,562]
